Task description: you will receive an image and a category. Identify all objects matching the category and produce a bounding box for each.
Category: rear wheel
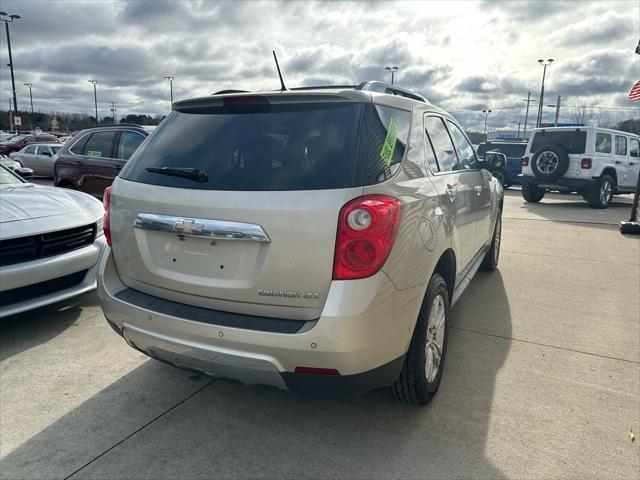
[389,274,449,405]
[586,174,614,209]
[481,210,501,271]
[522,183,545,203]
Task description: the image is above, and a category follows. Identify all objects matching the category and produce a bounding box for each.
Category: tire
[389,273,449,405]
[491,169,508,188]
[481,210,501,271]
[586,174,614,209]
[522,183,545,203]
[531,144,569,181]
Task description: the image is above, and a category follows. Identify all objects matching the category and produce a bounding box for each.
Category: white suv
[519,126,640,208]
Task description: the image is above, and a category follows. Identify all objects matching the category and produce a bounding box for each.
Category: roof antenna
[272,50,288,91]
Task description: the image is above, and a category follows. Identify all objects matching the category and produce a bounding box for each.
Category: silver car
[0,165,106,318]
[98,82,503,405]
[9,143,62,177]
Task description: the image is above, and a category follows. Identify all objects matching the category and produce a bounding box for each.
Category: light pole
[88,80,98,125]
[522,92,536,139]
[1,11,21,134]
[482,109,492,136]
[385,66,398,85]
[536,58,554,127]
[24,82,33,130]
[164,76,174,105]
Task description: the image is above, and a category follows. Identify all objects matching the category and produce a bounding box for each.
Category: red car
[0,133,61,155]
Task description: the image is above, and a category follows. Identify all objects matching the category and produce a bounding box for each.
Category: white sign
[14,116,22,126]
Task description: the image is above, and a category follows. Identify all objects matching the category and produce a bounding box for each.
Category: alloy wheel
[537,151,559,174]
[425,294,446,383]
[599,178,612,206]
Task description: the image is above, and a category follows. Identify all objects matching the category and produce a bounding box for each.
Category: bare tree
[571,101,594,125]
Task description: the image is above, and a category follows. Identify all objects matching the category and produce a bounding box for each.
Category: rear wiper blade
[146,167,208,183]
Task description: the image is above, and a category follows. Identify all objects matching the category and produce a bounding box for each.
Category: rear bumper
[98,249,421,395]
[518,174,594,190]
[0,236,106,318]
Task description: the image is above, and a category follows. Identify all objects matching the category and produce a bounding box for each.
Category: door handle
[474,185,483,194]
[630,162,636,165]
[112,164,122,170]
[72,161,84,167]
[614,161,622,164]
[445,184,456,199]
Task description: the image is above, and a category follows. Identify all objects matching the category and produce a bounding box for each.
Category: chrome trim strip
[133,213,270,242]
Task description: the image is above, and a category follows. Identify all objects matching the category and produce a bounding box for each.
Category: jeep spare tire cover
[531,144,569,181]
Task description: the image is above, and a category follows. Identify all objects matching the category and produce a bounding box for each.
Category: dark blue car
[477,141,527,187]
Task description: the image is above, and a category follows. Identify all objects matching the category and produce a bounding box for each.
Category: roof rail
[212,89,251,95]
[91,123,144,128]
[356,81,429,103]
[289,85,359,91]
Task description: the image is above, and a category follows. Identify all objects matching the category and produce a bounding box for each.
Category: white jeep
[519,126,640,208]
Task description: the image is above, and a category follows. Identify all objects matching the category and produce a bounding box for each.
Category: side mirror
[16,167,34,180]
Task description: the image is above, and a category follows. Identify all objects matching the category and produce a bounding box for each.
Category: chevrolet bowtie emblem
[173,219,204,235]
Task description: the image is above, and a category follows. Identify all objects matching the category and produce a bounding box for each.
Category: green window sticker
[87,150,102,157]
[380,117,399,167]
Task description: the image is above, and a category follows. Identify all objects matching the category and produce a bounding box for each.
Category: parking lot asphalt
[1,188,638,480]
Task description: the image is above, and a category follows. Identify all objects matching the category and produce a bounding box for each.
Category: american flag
[630,81,640,102]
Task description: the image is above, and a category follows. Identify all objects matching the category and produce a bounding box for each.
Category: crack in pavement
[64,378,216,480]
[449,325,639,364]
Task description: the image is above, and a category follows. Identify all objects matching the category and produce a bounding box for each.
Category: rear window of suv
[120,101,411,191]
[531,130,587,155]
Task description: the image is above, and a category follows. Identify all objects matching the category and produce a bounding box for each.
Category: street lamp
[24,82,33,131]
[482,109,492,135]
[88,80,98,125]
[536,58,554,127]
[164,76,174,105]
[1,11,21,133]
[385,66,398,85]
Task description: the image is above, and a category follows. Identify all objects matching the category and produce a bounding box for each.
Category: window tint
[36,146,50,155]
[595,132,611,153]
[82,131,115,158]
[25,145,37,154]
[116,131,145,160]
[424,130,439,172]
[361,105,411,184]
[25,136,36,142]
[531,130,587,154]
[425,116,459,172]
[121,103,365,191]
[51,146,61,154]
[447,121,477,169]
[630,138,640,158]
[615,136,627,156]
[35,136,49,142]
[70,134,89,155]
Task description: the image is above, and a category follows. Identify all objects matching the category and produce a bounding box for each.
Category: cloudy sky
[0,0,638,131]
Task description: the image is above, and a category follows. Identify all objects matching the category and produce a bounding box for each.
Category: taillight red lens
[103,186,111,247]
[521,156,529,166]
[581,158,592,169]
[333,195,403,280]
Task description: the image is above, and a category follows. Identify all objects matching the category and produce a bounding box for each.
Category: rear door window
[83,131,116,158]
[25,145,37,154]
[615,136,627,156]
[425,116,459,172]
[121,102,366,191]
[531,130,587,154]
[630,138,639,158]
[447,121,478,169]
[595,132,612,154]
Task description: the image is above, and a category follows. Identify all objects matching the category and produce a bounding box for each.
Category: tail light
[521,156,529,166]
[333,195,403,280]
[103,186,112,247]
[581,158,592,169]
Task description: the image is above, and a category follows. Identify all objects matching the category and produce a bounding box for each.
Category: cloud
[0,0,637,132]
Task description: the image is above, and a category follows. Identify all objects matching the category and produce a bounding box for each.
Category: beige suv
[97,82,503,405]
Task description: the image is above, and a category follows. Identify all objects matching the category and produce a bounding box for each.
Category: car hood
[0,184,104,239]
